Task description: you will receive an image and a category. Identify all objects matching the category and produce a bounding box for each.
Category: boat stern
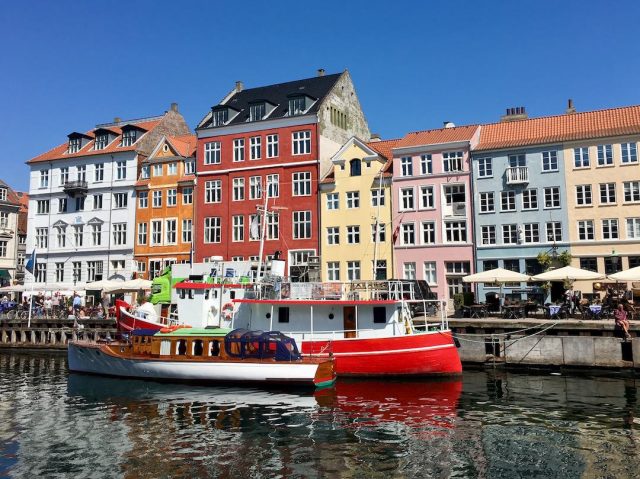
[313,357,337,388]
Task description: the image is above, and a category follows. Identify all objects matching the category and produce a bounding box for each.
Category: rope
[451,320,562,344]
[454,319,562,337]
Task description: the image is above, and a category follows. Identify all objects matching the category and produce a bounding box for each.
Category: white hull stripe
[308,343,455,358]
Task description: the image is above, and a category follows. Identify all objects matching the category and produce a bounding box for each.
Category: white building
[25,105,190,287]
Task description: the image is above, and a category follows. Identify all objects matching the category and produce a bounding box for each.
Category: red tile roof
[476,104,640,151]
[167,134,197,157]
[396,125,479,148]
[366,138,402,174]
[0,180,21,206]
[27,118,162,164]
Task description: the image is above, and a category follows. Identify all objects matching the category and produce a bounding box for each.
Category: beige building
[319,137,399,281]
[0,180,22,286]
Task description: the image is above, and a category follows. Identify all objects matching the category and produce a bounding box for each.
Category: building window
[443,184,465,208]
[0,188,6,201]
[73,225,83,247]
[443,151,463,172]
[501,191,516,211]
[55,226,66,248]
[266,213,279,240]
[35,263,47,283]
[37,200,50,215]
[112,223,127,245]
[292,211,312,239]
[116,161,127,180]
[373,260,387,280]
[233,139,245,162]
[346,191,359,209]
[479,192,494,213]
[76,165,86,182]
[184,160,195,175]
[446,262,470,274]
[621,143,638,164]
[544,187,560,208]
[266,174,279,198]
[522,189,538,210]
[349,159,361,177]
[121,130,137,147]
[502,224,518,244]
[597,144,613,166]
[371,223,385,243]
[371,189,385,207]
[347,261,361,281]
[326,226,339,245]
[153,164,162,177]
[204,142,221,165]
[232,215,244,242]
[182,187,193,205]
[0,212,7,228]
[546,222,562,242]
[346,225,360,244]
[477,157,492,177]
[420,186,434,209]
[75,197,85,211]
[93,163,103,182]
[167,189,177,206]
[424,262,437,285]
[400,188,414,210]
[445,221,467,242]
[626,218,640,239]
[59,167,69,185]
[403,262,416,280]
[481,225,496,245]
[137,223,147,245]
[249,176,262,200]
[212,109,228,126]
[93,194,102,210]
[94,134,108,150]
[86,261,103,282]
[36,228,48,248]
[326,193,339,210]
[249,102,265,122]
[250,136,262,160]
[401,223,415,245]
[576,185,592,206]
[542,151,558,171]
[509,154,526,167]
[599,183,616,204]
[422,222,436,244]
[165,219,177,244]
[400,157,413,176]
[523,223,539,243]
[578,220,595,240]
[233,178,245,201]
[624,181,640,202]
[205,180,221,203]
[602,218,619,240]
[288,97,306,115]
[421,155,433,175]
[151,220,162,245]
[91,223,102,246]
[72,262,82,282]
[292,130,311,155]
[152,190,162,208]
[327,262,340,281]
[138,191,148,208]
[266,134,279,158]
[630,256,640,268]
[292,171,311,196]
[68,138,81,154]
[113,193,128,209]
[40,170,49,188]
[166,163,177,175]
[182,219,192,243]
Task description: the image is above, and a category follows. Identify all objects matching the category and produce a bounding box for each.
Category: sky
[1,0,639,192]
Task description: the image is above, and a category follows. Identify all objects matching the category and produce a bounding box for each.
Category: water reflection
[2,352,640,478]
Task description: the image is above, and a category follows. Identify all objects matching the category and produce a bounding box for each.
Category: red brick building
[194,70,369,279]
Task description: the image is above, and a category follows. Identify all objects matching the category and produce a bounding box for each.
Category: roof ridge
[96,114,164,128]
[235,72,342,94]
[404,123,479,136]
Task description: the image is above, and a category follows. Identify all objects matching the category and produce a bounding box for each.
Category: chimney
[235,81,244,92]
[500,106,528,122]
[370,133,381,142]
[113,117,121,124]
[443,121,455,128]
[317,68,325,77]
[566,98,576,114]
[170,102,179,112]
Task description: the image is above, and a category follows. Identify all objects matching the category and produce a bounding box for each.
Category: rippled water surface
[1,351,639,478]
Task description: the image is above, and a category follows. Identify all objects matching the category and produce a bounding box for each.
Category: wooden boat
[68,327,336,388]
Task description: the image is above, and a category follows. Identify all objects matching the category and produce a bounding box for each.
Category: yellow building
[319,137,399,281]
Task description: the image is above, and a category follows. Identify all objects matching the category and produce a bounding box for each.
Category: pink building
[391,124,480,307]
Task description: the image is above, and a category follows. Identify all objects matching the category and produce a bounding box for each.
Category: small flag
[392,223,400,245]
[25,250,36,275]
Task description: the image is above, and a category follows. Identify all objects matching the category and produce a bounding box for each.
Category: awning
[0,269,11,280]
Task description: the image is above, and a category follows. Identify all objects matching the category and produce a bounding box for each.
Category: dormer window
[249,102,266,122]
[0,188,6,201]
[121,129,137,147]
[68,138,81,154]
[288,96,306,116]
[212,108,229,126]
[349,159,362,177]
[94,134,108,150]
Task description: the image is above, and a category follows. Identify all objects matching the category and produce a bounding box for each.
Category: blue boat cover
[224,329,301,361]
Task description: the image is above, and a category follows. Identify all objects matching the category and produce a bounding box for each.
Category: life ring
[222,302,235,320]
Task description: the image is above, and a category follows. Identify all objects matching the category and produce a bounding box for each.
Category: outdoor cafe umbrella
[608,266,640,282]
[103,278,152,293]
[85,279,125,291]
[532,266,605,282]
[463,268,532,308]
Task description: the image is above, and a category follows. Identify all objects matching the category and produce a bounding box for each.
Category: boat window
[214,290,218,298]
[210,340,220,357]
[177,339,187,355]
[188,289,194,299]
[193,340,204,356]
[230,291,236,299]
[179,289,186,299]
[373,306,386,324]
[160,340,171,355]
[278,307,290,323]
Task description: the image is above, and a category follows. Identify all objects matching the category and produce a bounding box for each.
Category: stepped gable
[476,104,640,151]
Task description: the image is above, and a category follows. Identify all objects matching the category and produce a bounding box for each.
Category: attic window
[288,97,306,116]
[212,108,229,127]
[0,188,6,201]
[68,138,81,154]
[94,134,108,150]
[163,144,169,152]
[249,103,266,122]
[121,130,137,147]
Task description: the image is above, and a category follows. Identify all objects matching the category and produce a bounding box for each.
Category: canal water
[1,352,639,479]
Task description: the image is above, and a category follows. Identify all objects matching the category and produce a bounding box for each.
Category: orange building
[134,135,196,279]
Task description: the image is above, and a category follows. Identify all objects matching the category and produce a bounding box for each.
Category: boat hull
[68,342,333,387]
[301,330,461,377]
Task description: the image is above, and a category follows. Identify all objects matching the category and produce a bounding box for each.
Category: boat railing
[403,299,448,331]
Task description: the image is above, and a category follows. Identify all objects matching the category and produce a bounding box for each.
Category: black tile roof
[199,72,342,129]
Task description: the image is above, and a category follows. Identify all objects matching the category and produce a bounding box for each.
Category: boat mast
[256,180,270,281]
[372,168,384,280]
